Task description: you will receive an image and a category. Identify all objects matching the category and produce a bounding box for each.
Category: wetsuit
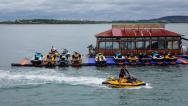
[119,69,125,78]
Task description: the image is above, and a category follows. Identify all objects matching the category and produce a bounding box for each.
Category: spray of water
[0,69,105,88]
[0,69,152,89]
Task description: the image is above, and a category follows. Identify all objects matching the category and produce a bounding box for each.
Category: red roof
[96,28,180,37]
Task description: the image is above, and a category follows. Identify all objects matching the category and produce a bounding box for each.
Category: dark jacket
[119,68,130,78]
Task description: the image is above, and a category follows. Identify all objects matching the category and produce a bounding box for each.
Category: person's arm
[125,69,130,75]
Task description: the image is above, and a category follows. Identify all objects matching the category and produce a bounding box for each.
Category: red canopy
[96,28,180,37]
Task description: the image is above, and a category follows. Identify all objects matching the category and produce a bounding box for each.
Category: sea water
[0,24,188,106]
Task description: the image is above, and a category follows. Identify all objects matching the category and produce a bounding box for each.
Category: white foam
[0,69,105,88]
[125,83,153,90]
[0,70,152,89]
[143,83,153,89]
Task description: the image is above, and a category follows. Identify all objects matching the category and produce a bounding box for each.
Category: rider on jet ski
[119,65,131,83]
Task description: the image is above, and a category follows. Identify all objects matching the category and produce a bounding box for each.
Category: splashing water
[125,83,152,90]
[0,69,105,88]
[0,69,152,89]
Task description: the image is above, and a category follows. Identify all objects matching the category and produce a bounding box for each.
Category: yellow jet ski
[102,77,146,88]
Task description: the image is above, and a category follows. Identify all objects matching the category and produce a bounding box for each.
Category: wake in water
[125,83,152,90]
[0,69,152,89]
[0,69,105,88]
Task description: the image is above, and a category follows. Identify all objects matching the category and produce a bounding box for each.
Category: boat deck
[11,56,188,67]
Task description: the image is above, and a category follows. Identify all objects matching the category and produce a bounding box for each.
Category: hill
[1,16,188,24]
[149,16,188,23]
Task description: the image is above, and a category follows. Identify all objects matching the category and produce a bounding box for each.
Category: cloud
[0,0,187,20]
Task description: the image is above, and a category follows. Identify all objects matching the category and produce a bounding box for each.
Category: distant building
[95,23,182,55]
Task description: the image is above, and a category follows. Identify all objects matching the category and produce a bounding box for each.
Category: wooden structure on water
[95,23,182,56]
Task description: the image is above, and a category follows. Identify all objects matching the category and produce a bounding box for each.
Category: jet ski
[102,77,146,88]
[138,53,152,65]
[151,51,164,64]
[164,53,177,64]
[58,49,70,66]
[71,52,82,66]
[95,53,106,66]
[30,52,43,65]
[87,44,96,57]
[44,54,56,67]
[58,54,69,66]
[114,52,125,65]
[127,55,139,64]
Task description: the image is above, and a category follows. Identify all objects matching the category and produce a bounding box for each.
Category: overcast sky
[0,0,187,20]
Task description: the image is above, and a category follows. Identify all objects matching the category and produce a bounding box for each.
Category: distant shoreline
[0,21,188,24]
[0,22,188,24]
[1,16,188,24]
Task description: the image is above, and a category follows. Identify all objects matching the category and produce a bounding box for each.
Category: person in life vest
[119,65,131,83]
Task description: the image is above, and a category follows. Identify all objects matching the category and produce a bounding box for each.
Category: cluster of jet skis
[95,51,177,66]
[31,47,82,67]
[30,46,178,67]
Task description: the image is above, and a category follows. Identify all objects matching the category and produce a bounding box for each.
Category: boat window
[136,41,144,49]
[120,38,127,41]
[99,42,106,49]
[158,39,165,49]
[111,38,119,40]
[166,37,173,40]
[158,37,165,40]
[120,42,127,50]
[127,41,135,50]
[145,41,150,49]
[167,41,173,49]
[151,37,158,40]
[136,37,143,40]
[98,38,105,41]
[173,41,179,49]
[151,41,158,49]
[113,42,119,50]
[106,42,113,50]
[105,38,112,40]
[143,37,150,40]
[127,37,135,40]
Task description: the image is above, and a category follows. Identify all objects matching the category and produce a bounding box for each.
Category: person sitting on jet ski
[34,52,43,60]
[50,46,59,55]
[119,65,131,83]
[62,49,70,60]
[96,53,106,61]
[115,51,122,58]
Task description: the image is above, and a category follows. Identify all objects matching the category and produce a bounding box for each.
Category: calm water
[0,24,188,106]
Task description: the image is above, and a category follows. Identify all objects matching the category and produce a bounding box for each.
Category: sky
[0,0,187,20]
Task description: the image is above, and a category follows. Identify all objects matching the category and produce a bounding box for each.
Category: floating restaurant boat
[95,23,182,55]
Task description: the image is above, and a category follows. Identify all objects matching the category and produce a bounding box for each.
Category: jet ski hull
[102,78,146,88]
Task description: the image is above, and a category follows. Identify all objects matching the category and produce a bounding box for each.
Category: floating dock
[11,56,188,67]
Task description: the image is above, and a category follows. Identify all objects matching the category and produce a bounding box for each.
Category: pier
[11,56,188,67]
